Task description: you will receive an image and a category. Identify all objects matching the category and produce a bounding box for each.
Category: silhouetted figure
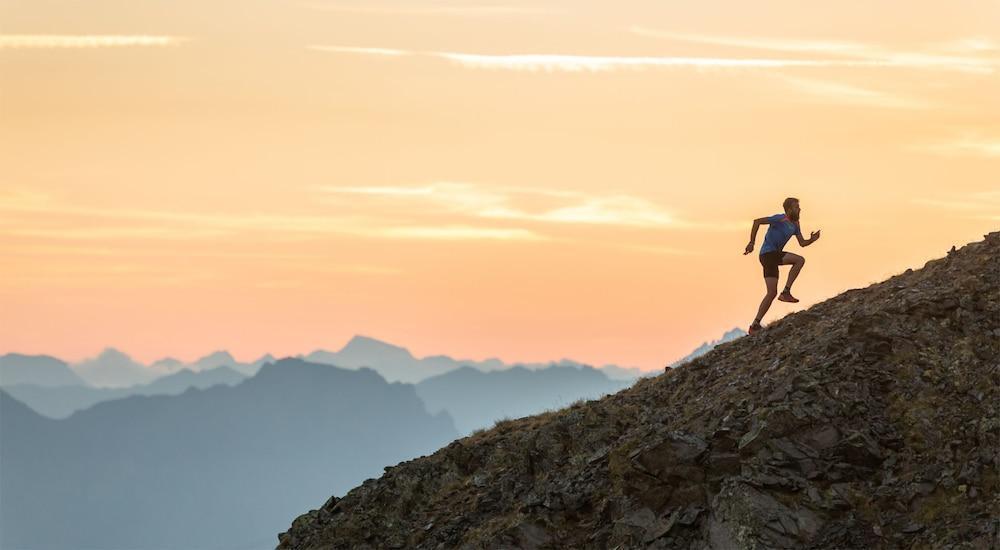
[743,197,821,334]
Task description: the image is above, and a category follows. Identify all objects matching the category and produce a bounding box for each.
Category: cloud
[628,27,998,74]
[0,35,190,49]
[316,182,682,228]
[629,27,868,56]
[301,3,559,16]
[376,225,544,240]
[779,76,931,109]
[2,227,236,240]
[308,46,899,72]
[913,138,1000,158]
[932,37,1000,54]
[0,191,543,243]
[483,196,675,226]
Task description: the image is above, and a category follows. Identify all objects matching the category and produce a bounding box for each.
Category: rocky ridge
[277,233,999,549]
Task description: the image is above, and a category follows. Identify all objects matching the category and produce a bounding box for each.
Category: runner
[743,197,821,334]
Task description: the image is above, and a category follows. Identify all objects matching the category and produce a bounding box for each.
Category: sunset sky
[2,0,997,372]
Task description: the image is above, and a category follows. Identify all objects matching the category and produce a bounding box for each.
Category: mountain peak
[198,350,235,361]
[341,334,409,353]
[96,347,133,361]
[250,357,386,388]
[340,335,412,356]
[192,350,237,370]
[278,232,999,549]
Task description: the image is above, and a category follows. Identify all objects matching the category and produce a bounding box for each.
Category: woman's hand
[744,241,754,255]
[810,230,821,242]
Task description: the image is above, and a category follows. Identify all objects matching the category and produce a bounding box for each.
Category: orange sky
[2,1,998,371]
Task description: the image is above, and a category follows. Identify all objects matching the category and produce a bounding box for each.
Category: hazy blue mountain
[70,348,277,387]
[0,358,457,550]
[512,358,644,381]
[191,349,239,371]
[668,327,747,368]
[70,347,159,388]
[190,351,277,377]
[143,365,246,393]
[1,366,248,419]
[302,335,456,383]
[238,352,278,377]
[0,353,89,387]
[302,335,642,384]
[149,356,185,374]
[415,364,632,435]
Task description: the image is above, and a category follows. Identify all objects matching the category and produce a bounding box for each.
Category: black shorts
[759,251,784,278]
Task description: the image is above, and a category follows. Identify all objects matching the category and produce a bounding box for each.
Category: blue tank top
[760,213,801,255]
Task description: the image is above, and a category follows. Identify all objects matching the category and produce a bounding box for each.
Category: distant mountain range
[301,335,647,384]
[2,334,666,389]
[0,358,457,550]
[2,366,246,419]
[67,347,275,387]
[0,328,744,423]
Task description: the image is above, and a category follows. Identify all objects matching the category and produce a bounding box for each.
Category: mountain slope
[277,232,999,549]
[416,365,632,435]
[667,328,747,368]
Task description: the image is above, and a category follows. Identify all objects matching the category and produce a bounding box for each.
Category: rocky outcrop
[277,232,999,549]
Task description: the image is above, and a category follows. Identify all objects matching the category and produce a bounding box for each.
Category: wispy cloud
[301,3,559,16]
[0,35,190,49]
[780,76,931,109]
[628,27,999,74]
[308,46,899,72]
[0,243,381,262]
[914,138,1000,158]
[3,227,236,240]
[376,225,544,240]
[629,27,867,56]
[483,196,675,226]
[932,37,1000,54]
[0,190,543,243]
[315,182,682,227]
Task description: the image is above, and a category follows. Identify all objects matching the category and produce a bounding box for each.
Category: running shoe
[778,291,799,303]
